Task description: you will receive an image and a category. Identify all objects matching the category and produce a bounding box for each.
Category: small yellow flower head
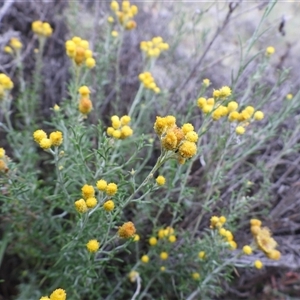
[106,183,118,196]
[133,234,140,242]
[250,219,262,227]
[49,131,63,147]
[197,97,207,109]
[185,131,198,143]
[227,101,238,112]
[125,20,137,30]
[254,111,264,121]
[49,288,66,300]
[111,118,120,130]
[286,93,293,100]
[162,131,177,151]
[202,104,213,114]
[154,116,167,136]
[10,37,23,50]
[82,184,95,199]
[198,251,206,259]
[228,111,239,122]
[265,46,275,56]
[160,251,168,260]
[168,235,176,243]
[219,216,226,225]
[210,216,219,228]
[84,49,93,59]
[254,260,263,269]
[128,270,139,283]
[103,200,115,212]
[225,230,234,242]
[85,57,96,68]
[235,126,245,135]
[206,98,214,106]
[75,198,88,213]
[4,46,13,54]
[79,97,93,115]
[0,148,5,159]
[182,123,194,135]
[149,236,158,246]
[86,239,100,253]
[53,104,60,111]
[156,175,166,186]
[192,272,200,280]
[40,138,52,149]
[112,130,121,139]
[110,0,119,11]
[107,127,114,136]
[251,225,261,236]
[160,266,166,272]
[121,115,131,125]
[40,297,50,300]
[242,245,253,255]
[203,78,210,87]
[118,221,136,238]
[78,85,90,97]
[33,130,47,143]
[219,227,226,237]
[107,16,114,23]
[111,30,118,37]
[178,141,197,159]
[86,197,97,208]
[219,86,232,98]
[164,226,174,236]
[229,240,237,250]
[267,249,281,260]
[212,89,220,98]
[141,255,149,263]
[96,179,107,191]
[120,125,133,139]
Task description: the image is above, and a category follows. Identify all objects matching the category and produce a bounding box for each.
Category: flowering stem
[124,150,171,207]
[131,274,142,300]
[186,253,239,300]
[192,132,234,238]
[128,83,144,117]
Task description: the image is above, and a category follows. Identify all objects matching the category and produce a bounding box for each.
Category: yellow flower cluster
[86,239,100,253]
[0,147,8,173]
[65,37,96,68]
[33,130,63,149]
[140,36,169,58]
[138,72,160,93]
[4,38,23,55]
[250,219,281,260]
[40,288,66,300]
[210,216,237,250]
[110,0,138,30]
[118,221,136,238]
[75,184,98,213]
[96,179,118,196]
[32,21,53,37]
[0,73,14,99]
[78,86,93,115]
[198,93,264,135]
[107,115,133,139]
[148,226,177,245]
[154,115,198,164]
